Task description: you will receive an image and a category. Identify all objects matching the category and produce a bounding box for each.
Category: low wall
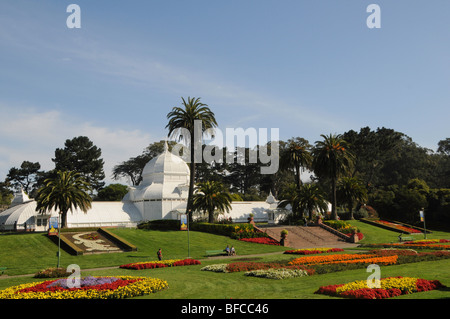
[318,223,352,242]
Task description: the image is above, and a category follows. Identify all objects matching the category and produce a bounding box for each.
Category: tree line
[1,97,449,227]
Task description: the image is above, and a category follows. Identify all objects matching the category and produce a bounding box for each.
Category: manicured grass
[1,251,449,299]
[0,228,286,276]
[347,220,450,244]
[1,223,449,299]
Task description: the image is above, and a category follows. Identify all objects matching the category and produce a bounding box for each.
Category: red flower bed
[238,237,280,245]
[345,232,364,240]
[375,220,422,234]
[172,259,201,266]
[340,288,403,299]
[18,278,138,294]
[120,258,201,270]
[121,263,168,270]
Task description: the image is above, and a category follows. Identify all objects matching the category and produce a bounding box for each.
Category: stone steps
[259,225,355,249]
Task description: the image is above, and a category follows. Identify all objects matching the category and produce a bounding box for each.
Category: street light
[420,208,427,239]
[57,213,61,268]
[187,209,191,258]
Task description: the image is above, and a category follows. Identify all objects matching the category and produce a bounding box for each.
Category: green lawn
[347,219,450,244]
[0,223,449,300]
[0,228,286,276]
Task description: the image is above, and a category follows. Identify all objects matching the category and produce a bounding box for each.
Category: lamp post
[57,213,61,268]
[187,209,191,258]
[420,208,427,239]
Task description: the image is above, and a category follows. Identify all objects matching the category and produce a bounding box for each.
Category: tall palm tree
[166,97,218,220]
[312,134,355,220]
[280,137,312,190]
[337,177,368,219]
[35,170,92,267]
[192,181,232,223]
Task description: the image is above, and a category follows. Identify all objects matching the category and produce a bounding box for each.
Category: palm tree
[280,137,312,190]
[192,181,232,223]
[35,170,92,267]
[297,183,329,220]
[337,177,368,219]
[166,97,218,220]
[312,134,355,220]
[278,183,328,220]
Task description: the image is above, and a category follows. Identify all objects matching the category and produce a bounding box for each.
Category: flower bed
[364,242,450,250]
[34,267,72,278]
[244,268,309,280]
[0,276,168,299]
[238,237,280,245]
[201,261,315,276]
[201,264,229,273]
[403,239,450,245]
[284,248,344,255]
[315,276,445,299]
[120,258,201,270]
[372,220,422,234]
[288,253,398,266]
[346,232,364,240]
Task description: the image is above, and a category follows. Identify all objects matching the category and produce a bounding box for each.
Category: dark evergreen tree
[52,136,105,191]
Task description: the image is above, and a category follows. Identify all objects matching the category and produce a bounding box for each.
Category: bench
[398,236,413,242]
[205,250,227,257]
[0,267,7,275]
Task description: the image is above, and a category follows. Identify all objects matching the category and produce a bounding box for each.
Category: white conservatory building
[0,143,278,232]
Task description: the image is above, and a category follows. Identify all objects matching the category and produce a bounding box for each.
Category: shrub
[34,268,72,278]
[137,220,179,230]
[190,222,268,239]
[323,220,359,235]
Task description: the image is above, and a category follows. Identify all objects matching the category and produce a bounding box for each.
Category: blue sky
[1,1,449,184]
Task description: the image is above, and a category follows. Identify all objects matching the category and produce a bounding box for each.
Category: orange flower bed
[288,253,398,266]
[319,255,398,266]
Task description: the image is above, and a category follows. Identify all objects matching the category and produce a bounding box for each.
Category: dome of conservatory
[141,142,190,186]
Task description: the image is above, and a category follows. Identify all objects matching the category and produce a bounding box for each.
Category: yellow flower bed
[316,276,445,299]
[0,276,168,299]
[336,277,418,294]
